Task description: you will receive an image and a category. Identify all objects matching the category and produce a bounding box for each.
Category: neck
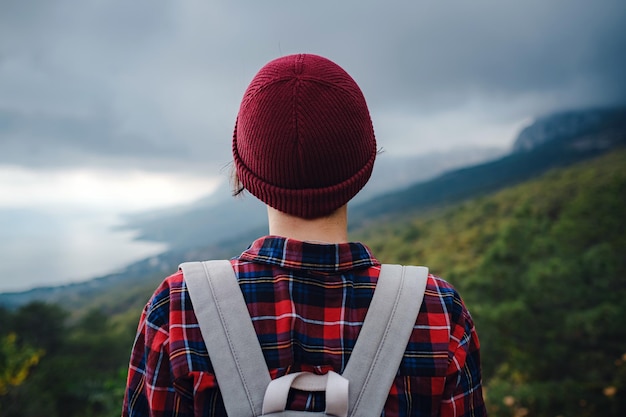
[267,205,349,244]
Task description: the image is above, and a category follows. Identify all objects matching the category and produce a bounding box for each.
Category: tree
[0,333,43,396]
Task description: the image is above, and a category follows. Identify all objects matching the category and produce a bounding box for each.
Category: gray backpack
[181,261,428,417]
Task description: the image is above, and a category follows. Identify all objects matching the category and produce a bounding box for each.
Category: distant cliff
[513,107,626,153]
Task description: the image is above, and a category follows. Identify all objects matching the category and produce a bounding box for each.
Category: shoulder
[399,271,477,378]
[416,274,476,347]
[144,270,186,327]
[427,275,478,360]
[142,270,212,375]
[424,274,470,320]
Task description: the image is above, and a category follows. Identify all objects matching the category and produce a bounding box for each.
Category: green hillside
[358,149,626,416]
[1,149,624,416]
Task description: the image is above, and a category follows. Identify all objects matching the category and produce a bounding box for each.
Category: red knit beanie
[232,54,377,218]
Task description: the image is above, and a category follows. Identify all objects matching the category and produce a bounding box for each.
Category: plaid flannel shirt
[123,236,485,417]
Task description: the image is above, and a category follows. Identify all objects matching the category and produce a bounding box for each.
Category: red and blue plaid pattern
[123,236,485,417]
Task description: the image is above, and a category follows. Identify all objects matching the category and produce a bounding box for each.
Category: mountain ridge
[117,146,505,250]
[350,106,626,224]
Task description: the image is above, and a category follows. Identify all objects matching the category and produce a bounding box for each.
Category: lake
[0,208,167,293]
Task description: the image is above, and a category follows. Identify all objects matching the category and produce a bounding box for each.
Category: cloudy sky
[1,0,625,290]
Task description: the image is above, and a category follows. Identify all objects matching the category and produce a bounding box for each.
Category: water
[0,208,167,293]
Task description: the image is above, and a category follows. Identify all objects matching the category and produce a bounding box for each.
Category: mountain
[118,185,268,250]
[1,106,624,309]
[118,146,504,249]
[350,107,626,223]
[512,107,626,152]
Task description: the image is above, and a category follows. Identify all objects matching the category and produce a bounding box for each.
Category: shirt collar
[238,235,379,273]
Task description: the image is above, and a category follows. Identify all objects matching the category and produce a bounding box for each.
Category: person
[122,53,486,417]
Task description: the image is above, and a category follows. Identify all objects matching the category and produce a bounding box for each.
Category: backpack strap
[181,261,428,417]
[181,260,270,417]
[343,264,428,417]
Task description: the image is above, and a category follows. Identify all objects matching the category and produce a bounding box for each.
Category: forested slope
[358,149,626,416]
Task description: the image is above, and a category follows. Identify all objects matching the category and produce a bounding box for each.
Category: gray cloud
[1,0,624,173]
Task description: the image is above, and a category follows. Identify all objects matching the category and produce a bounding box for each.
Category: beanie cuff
[234,143,376,219]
